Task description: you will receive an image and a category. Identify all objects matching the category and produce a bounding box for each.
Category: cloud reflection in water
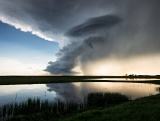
[47,82,160,101]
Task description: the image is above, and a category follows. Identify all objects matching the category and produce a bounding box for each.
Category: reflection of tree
[125,74,128,80]
[128,74,136,80]
[156,87,160,93]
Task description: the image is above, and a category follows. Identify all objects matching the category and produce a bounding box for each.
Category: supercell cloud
[1,0,160,75]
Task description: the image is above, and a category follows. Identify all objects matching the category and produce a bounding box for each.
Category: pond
[0,82,160,105]
[0,84,56,105]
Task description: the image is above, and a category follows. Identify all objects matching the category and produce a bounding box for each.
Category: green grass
[59,94,160,121]
[0,76,160,85]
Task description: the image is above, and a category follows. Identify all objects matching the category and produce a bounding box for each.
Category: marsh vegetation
[60,94,160,121]
[1,76,160,121]
[0,92,130,121]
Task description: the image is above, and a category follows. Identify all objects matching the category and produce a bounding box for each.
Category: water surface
[0,82,160,105]
[47,82,160,101]
[0,84,56,105]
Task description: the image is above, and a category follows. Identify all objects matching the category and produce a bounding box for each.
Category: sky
[0,0,160,75]
[0,21,59,75]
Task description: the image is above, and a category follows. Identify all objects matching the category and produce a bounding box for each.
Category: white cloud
[0,15,54,41]
[0,58,49,75]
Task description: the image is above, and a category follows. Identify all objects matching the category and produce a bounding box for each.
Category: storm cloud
[46,0,160,75]
[1,0,160,75]
[0,0,116,45]
[66,15,122,37]
[45,15,121,74]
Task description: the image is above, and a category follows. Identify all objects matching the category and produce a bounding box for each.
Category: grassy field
[0,76,160,85]
[59,94,160,121]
